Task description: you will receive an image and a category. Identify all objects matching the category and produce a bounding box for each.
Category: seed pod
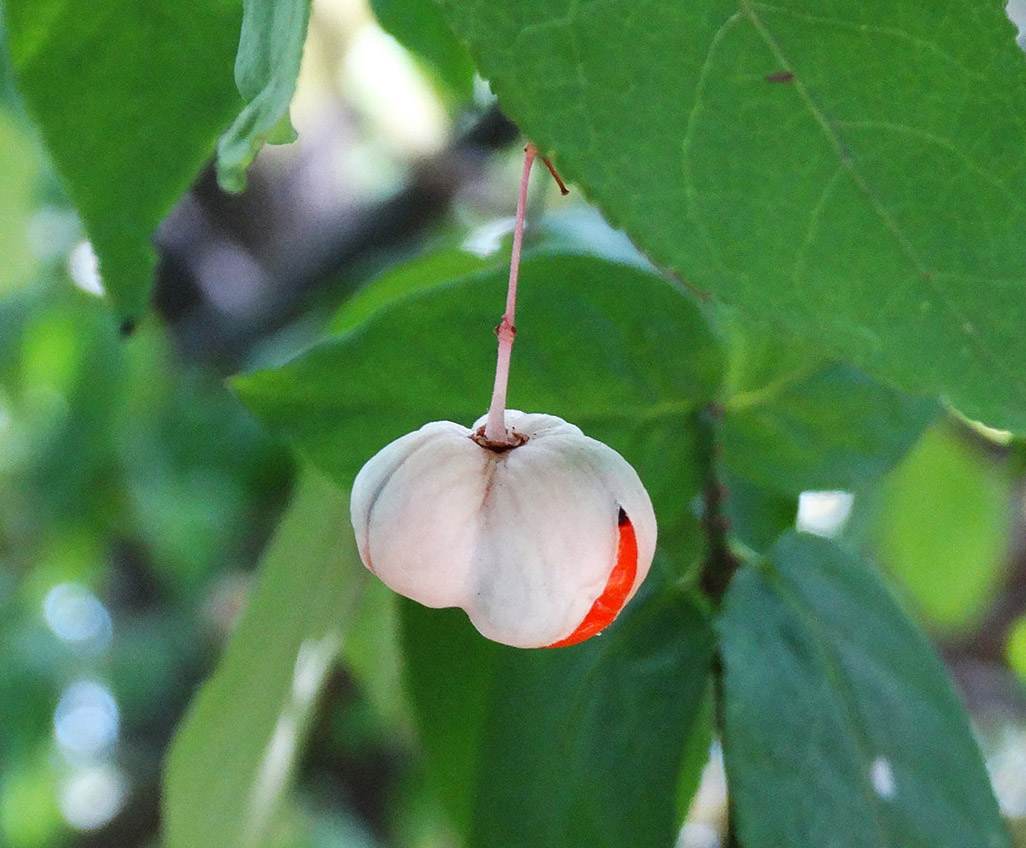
[350,410,657,648]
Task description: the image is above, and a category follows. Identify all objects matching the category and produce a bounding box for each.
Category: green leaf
[368,0,475,97]
[2,0,243,321]
[401,576,715,847]
[217,0,312,192]
[873,424,1010,631]
[437,0,1026,431]
[164,469,368,848]
[719,532,1009,848]
[723,362,939,493]
[235,252,726,534]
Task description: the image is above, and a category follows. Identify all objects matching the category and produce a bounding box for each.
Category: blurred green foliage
[873,425,1011,632]
[0,92,292,843]
[0,274,293,846]
[0,112,39,294]
[165,470,366,848]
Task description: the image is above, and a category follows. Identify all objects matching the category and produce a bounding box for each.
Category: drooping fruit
[350,410,657,648]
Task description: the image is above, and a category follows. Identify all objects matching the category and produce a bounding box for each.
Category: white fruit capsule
[350,410,657,648]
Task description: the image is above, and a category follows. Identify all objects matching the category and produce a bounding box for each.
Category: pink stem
[483,143,537,444]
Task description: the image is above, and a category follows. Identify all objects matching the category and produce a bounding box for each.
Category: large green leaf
[235,252,726,534]
[437,0,1026,430]
[719,532,1009,848]
[401,575,715,848]
[3,0,243,320]
[164,469,367,848]
[216,0,312,192]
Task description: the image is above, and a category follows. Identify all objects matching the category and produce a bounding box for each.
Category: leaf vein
[679,11,745,277]
[791,166,845,291]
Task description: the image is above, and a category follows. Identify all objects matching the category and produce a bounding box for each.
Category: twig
[696,404,739,604]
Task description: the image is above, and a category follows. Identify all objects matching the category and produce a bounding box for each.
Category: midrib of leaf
[762,563,894,846]
[736,0,1026,407]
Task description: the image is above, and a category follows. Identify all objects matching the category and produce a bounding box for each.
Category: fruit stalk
[483,143,537,445]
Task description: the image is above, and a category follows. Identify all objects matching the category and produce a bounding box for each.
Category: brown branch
[696,404,740,605]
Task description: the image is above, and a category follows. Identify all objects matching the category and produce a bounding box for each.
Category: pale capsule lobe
[350,411,657,648]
